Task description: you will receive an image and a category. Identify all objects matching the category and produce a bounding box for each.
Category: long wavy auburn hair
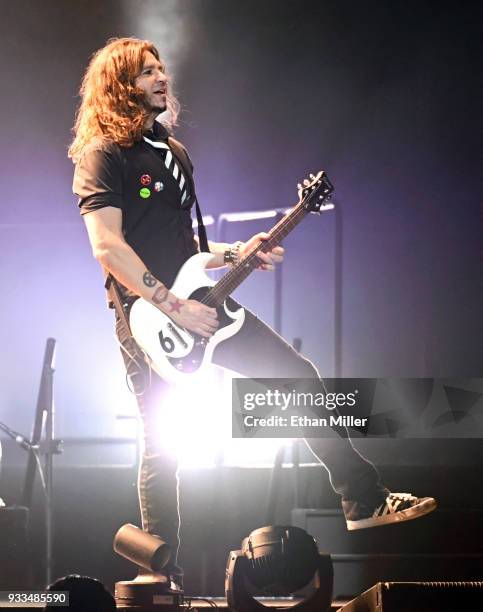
[69,37,180,162]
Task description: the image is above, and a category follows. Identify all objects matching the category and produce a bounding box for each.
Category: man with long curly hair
[70,38,436,587]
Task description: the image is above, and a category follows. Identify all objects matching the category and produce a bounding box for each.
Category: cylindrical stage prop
[114,523,171,571]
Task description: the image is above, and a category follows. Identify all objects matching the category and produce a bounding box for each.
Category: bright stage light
[106,355,290,467]
[154,369,228,467]
[152,370,290,468]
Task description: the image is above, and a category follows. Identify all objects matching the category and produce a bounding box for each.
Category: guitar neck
[205,201,310,306]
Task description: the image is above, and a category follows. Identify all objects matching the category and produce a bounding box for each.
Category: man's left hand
[239,232,285,271]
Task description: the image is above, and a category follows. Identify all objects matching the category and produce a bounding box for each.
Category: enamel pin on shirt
[143,136,188,205]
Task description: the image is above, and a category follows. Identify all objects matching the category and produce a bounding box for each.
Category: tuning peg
[297,183,302,190]
[303,179,310,186]
[310,173,315,179]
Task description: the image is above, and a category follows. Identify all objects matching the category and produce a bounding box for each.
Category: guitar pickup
[167,322,189,348]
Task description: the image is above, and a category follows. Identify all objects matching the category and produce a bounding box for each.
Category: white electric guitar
[129,171,334,383]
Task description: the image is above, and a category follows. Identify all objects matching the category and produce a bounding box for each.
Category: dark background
[0,0,481,435]
[0,0,482,597]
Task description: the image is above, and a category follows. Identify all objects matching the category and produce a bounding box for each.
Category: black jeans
[116,299,388,562]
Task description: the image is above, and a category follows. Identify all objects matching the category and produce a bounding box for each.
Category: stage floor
[183,597,348,610]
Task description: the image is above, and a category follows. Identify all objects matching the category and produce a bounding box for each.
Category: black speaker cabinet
[0,506,33,589]
[338,581,483,612]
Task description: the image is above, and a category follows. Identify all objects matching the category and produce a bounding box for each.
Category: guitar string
[203,199,315,305]
[163,199,307,342]
[205,203,306,303]
[199,198,310,306]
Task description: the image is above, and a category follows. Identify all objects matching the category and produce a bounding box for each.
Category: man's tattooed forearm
[143,270,181,311]
[152,285,169,304]
[143,270,157,288]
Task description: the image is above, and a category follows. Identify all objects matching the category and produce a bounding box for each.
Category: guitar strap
[105,272,135,336]
[105,271,150,395]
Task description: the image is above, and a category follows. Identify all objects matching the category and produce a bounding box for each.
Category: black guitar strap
[105,272,134,335]
[105,272,150,396]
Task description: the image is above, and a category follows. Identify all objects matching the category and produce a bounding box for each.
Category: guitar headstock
[297,170,334,212]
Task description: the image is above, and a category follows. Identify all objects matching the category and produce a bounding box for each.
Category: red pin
[140,174,152,186]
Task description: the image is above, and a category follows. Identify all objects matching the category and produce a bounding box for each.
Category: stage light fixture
[113,523,183,610]
[226,525,333,612]
[113,523,171,572]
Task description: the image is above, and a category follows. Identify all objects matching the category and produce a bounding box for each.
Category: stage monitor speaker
[0,506,33,589]
[338,581,483,611]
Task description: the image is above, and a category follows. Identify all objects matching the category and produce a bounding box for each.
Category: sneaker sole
[346,497,437,531]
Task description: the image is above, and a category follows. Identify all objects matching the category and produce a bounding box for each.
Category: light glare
[152,370,290,468]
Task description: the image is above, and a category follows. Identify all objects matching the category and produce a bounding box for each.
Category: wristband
[223,241,243,266]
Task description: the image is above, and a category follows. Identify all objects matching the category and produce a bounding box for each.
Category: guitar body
[129,252,245,383]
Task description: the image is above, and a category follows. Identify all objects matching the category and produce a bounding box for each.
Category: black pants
[116,300,388,562]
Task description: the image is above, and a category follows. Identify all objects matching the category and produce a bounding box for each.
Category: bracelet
[223,241,243,266]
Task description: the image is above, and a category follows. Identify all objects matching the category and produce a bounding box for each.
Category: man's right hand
[169,299,218,338]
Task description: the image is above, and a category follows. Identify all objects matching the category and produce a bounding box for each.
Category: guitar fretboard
[201,201,310,307]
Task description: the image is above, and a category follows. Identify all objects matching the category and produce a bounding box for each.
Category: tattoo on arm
[167,299,183,314]
[152,285,169,304]
[143,270,157,288]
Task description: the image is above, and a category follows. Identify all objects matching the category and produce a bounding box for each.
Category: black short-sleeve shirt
[72,123,198,291]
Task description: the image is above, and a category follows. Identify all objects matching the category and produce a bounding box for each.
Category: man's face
[134,51,167,113]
